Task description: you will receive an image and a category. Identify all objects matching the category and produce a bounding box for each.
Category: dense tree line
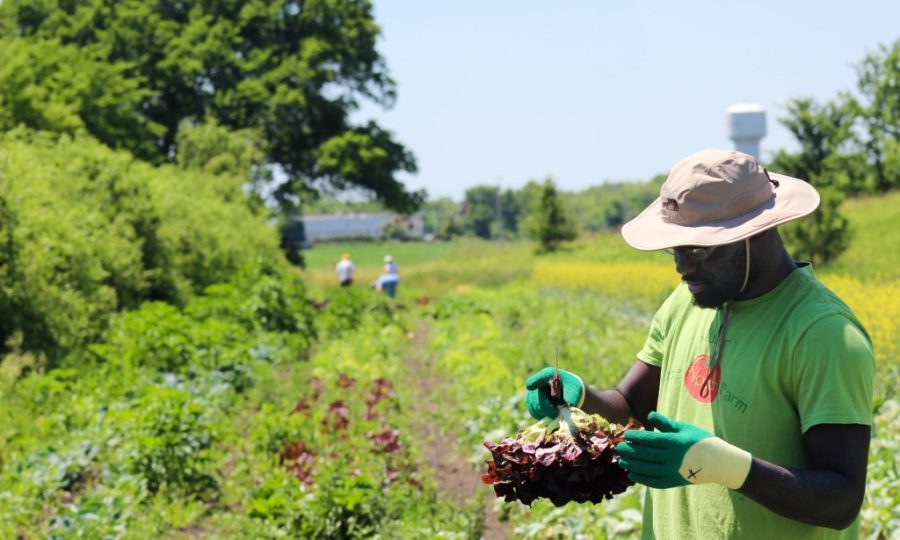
[0,0,422,261]
[418,176,660,249]
[0,0,428,360]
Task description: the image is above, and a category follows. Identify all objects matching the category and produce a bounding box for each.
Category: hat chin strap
[738,238,750,294]
[705,238,750,384]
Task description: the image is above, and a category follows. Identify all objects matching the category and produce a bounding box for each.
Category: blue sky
[352,1,900,201]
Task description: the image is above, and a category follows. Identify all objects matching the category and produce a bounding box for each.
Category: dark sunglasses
[663,245,719,261]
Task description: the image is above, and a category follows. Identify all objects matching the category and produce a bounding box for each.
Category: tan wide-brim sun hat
[621,148,821,251]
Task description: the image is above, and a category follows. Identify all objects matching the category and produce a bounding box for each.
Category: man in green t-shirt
[525,149,874,539]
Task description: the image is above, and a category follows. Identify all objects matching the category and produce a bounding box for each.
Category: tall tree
[779,187,850,267]
[768,98,857,266]
[0,0,423,213]
[461,185,501,239]
[855,39,900,192]
[421,197,463,239]
[522,178,576,253]
[770,97,871,194]
[0,38,161,158]
[498,189,521,236]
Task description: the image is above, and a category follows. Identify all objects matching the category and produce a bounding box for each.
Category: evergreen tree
[461,185,500,239]
[769,98,859,265]
[523,178,577,253]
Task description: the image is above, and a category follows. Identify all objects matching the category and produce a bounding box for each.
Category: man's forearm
[738,424,870,530]
[740,458,864,530]
[580,386,635,425]
[580,359,659,425]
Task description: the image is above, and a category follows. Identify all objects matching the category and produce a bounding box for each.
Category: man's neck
[736,248,797,301]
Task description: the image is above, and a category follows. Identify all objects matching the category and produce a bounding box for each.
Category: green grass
[300,189,900,295]
[300,238,535,298]
[301,240,453,270]
[821,190,900,281]
[299,234,663,301]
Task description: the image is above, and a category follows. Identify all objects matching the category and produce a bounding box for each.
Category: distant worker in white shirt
[335,253,355,286]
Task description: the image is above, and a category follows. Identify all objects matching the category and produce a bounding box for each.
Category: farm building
[299,213,425,243]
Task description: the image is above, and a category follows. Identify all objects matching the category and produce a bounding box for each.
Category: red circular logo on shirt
[684,354,721,403]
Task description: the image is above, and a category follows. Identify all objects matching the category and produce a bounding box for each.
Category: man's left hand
[616,411,752,490]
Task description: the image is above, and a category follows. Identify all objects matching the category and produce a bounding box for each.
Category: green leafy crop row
[0,259,318,538]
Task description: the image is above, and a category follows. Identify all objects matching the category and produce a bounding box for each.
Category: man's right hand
[525,367,586,420]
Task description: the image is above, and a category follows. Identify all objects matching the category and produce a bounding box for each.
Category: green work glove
[616,411,752,490]
[524,367,585,420]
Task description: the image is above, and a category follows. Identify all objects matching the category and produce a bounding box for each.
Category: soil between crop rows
[404,321,509,539]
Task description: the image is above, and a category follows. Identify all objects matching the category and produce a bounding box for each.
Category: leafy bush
[781,185,852,265]
[90,257,316,376]
[111,386,218,496]
[93,302,255,378]
[294,462,388,539]
[0,130,285,365]
[247,463,392,539]
[316,287,405,339]
[91,303,195,372]
[187,259,316,338]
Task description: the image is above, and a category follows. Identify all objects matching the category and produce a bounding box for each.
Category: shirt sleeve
[792,314,875,433]
[637,288,681,367]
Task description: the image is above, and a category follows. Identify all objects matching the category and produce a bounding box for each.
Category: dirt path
[405,321,509,540]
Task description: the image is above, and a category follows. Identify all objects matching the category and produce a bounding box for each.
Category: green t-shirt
[636,264,874,540]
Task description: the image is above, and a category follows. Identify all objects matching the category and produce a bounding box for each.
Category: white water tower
[726,103,766,160]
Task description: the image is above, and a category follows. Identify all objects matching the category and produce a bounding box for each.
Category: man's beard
[685,247,747,309]
[690,281,737,309]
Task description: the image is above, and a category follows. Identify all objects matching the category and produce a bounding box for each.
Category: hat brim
[621,172,821,251]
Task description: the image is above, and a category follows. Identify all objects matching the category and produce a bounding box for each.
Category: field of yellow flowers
[529,259,899,537]
[532,260,899,395]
